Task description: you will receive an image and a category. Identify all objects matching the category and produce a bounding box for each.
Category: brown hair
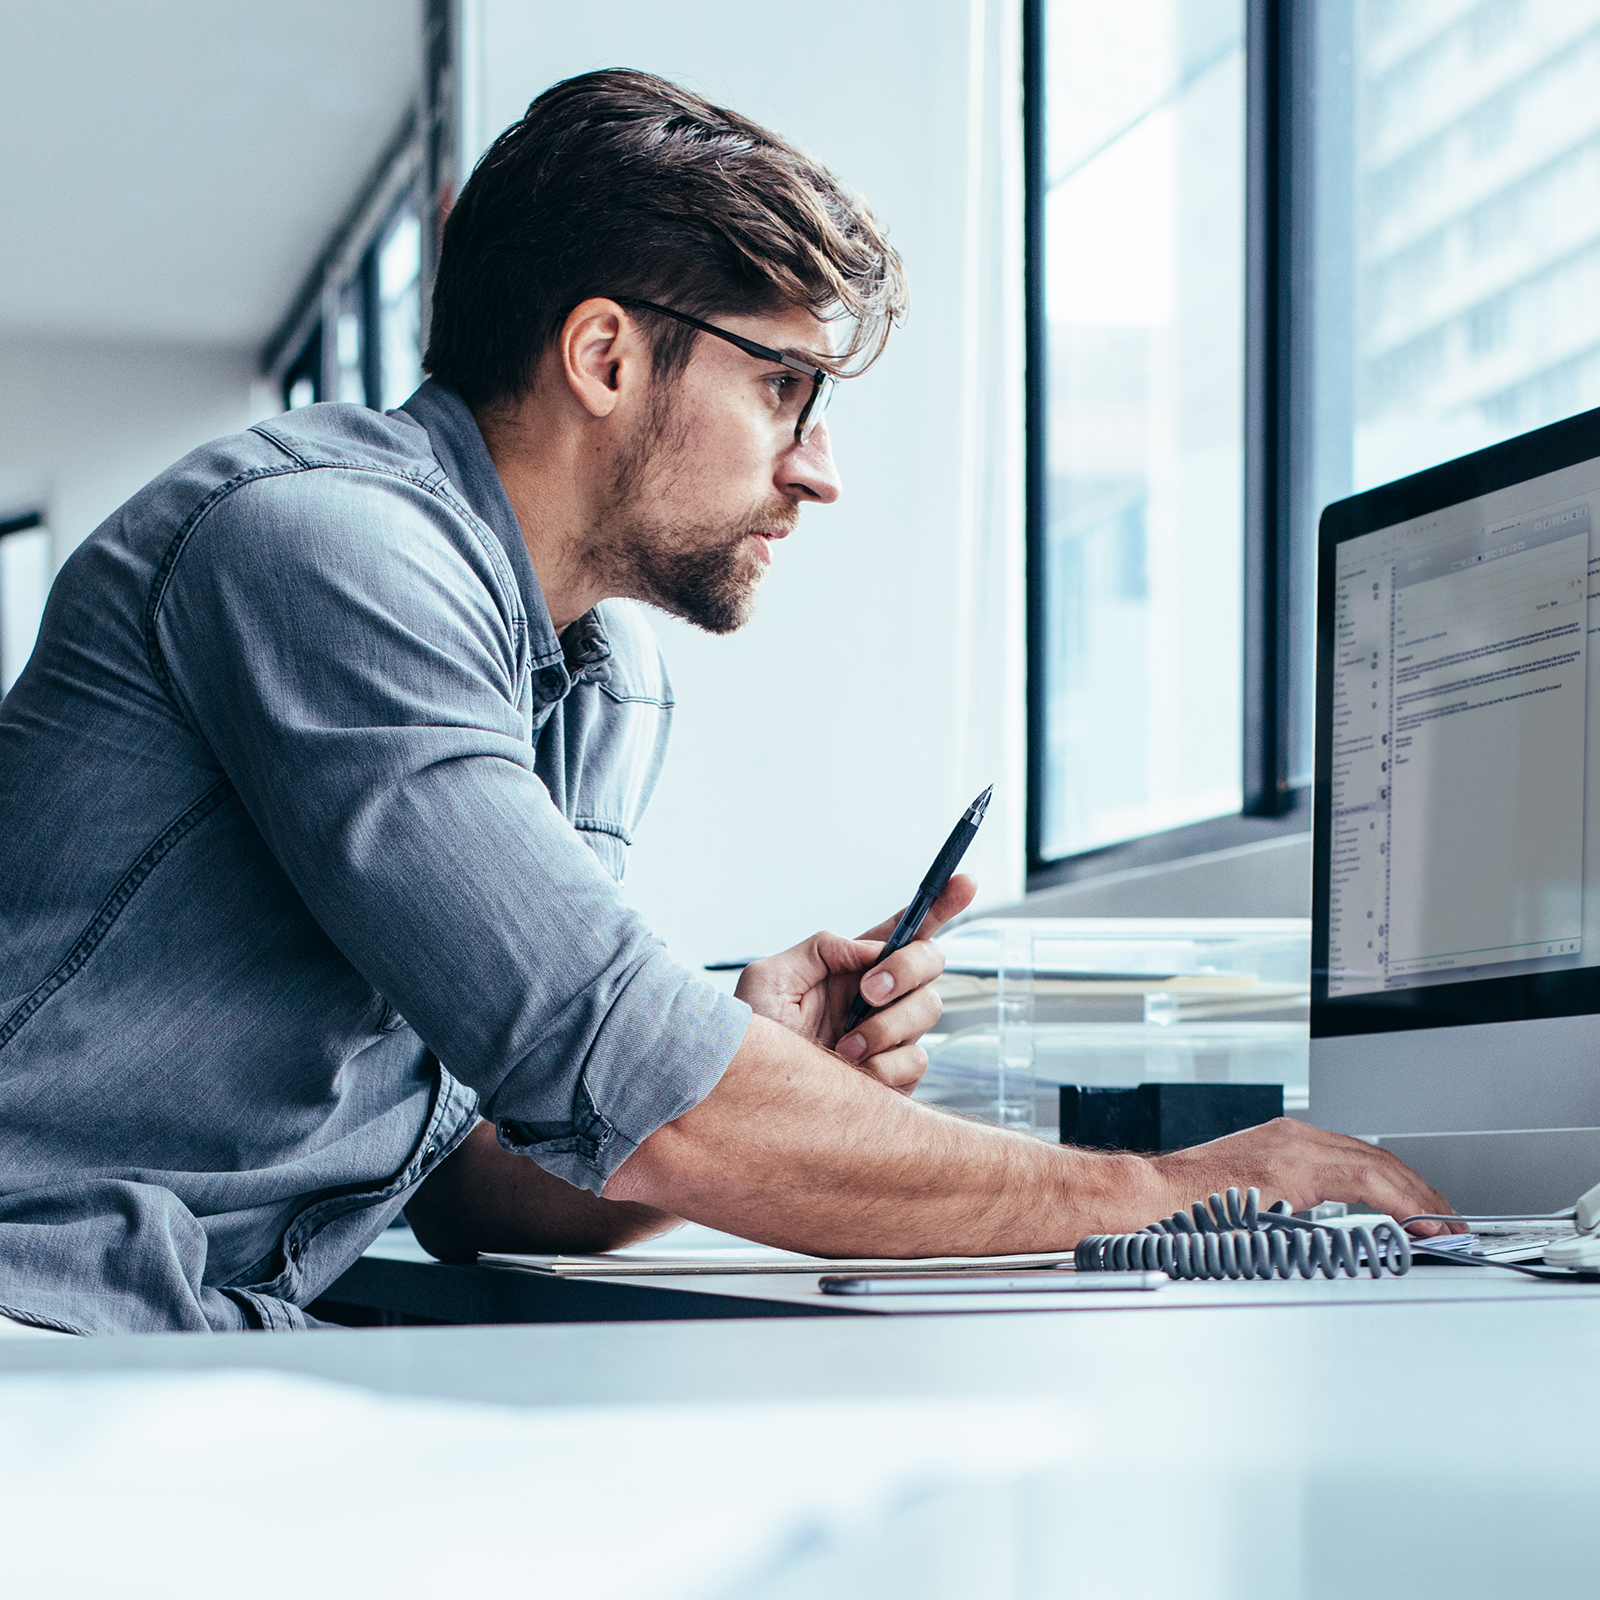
[424,68,907,405]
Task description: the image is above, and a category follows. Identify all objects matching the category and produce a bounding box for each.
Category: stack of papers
[480,1222,1078,1278]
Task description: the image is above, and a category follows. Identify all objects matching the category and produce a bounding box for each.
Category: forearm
[414,1019,1456,1264]
[407,1120,682,1260]
[603,1015,1171,1256]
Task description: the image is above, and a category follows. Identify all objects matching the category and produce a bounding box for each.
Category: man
[0,70,1453,1335]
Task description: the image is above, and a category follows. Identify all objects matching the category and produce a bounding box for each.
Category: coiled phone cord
[1076,1187,1413,1281]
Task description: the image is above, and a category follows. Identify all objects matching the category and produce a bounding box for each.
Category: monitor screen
[1313,409,1600,1037]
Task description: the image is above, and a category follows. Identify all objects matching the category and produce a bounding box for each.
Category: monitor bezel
[1312,404,1600,1040]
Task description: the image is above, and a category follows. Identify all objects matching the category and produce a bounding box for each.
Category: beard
[585,400,797,636]
[611,524,765,635]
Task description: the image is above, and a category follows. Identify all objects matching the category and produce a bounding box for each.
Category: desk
[315,1227,866,1323]
[320,1222,1600,1322]
[4,1277,1600,1597]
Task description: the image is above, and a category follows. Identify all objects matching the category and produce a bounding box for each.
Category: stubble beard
[586,396,793,637]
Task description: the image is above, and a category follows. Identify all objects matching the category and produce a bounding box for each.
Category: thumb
[813,933,884,975]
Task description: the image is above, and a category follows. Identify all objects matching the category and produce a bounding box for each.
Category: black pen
[842,784,993,1034]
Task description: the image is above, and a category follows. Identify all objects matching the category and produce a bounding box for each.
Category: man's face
[588,305,843,634]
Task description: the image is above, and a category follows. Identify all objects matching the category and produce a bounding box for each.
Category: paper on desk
[1415,1231,1476,1253]
[479,1222,1078,1277]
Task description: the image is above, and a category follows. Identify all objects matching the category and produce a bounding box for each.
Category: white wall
[0,332,263,573]
[460,0,1028,972]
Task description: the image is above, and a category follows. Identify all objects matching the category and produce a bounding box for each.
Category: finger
[853,873,978,946]
[737,932,883,1013]
[851,1042,930,1094]
[911,873,976,942]
[836,987,943,1064]
[854,903,909,946]
[812,933,885,976]
[1309,1138,1460,1233]
[1268,1122,1449,1210]
[1336,1137,1458,1225]
[855,939,947,1013]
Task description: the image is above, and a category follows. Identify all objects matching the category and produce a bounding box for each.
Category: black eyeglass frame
[616,298,836,444]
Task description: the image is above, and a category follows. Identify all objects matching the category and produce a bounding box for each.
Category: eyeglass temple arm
[617,298,823,378]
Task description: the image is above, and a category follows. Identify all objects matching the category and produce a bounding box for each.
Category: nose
[778,419,842,505]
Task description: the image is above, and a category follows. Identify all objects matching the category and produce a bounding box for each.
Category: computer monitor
[1310,407,1600,1213]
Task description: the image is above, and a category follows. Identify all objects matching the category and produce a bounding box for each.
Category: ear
[558,297,650,420]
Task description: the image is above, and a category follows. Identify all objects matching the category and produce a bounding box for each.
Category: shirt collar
[400,380,611,692]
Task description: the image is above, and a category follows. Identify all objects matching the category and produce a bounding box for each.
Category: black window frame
[1024,0,1313,892]
[261,113,424,417]
[0,508,48,698]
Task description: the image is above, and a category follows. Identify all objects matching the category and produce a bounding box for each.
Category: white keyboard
[1418,1222,1577,1263]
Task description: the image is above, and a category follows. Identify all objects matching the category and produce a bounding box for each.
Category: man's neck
[473,398,607,634]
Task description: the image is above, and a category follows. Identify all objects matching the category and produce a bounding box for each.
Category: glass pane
[282,323,321,412]
[335,304,365,405]
[1302,0,1600,777]
[1039,0,1247,861]
[377,204,423,411]
[1,525,51,695]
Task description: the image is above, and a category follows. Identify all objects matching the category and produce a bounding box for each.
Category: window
[376,202,423,411]
[0,510,50,696]
[1030,0,1248,866]
[1027,0,1600,882]
[1298,0,1600,793]
[1310,2,1600,499]
[283,325,321,411]
[265,120,423,419]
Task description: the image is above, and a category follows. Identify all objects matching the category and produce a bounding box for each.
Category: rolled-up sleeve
[150,465,748,1192]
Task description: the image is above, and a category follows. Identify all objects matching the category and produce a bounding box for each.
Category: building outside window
[1034,0,1600,872]
[1035,0,1247,864]
[1346,0,1600,486]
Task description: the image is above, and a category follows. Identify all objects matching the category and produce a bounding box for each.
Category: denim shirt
[0,381,750,1335]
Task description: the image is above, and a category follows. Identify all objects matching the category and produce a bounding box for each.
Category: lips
[747,525,790,566]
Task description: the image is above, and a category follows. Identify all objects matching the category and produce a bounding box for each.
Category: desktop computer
[1311,406,1600,1215]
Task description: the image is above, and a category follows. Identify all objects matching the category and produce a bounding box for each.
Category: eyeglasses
[616,298,836,445]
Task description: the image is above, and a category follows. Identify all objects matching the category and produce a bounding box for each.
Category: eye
[767,372,805,413]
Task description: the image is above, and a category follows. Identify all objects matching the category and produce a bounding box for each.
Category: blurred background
[0,0,1024,977]
[6,0,1600,969]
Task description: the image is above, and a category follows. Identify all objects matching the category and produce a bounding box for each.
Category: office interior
[7,2,1600,1595]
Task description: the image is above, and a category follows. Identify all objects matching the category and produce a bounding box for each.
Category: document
[479,1223,1078,1277]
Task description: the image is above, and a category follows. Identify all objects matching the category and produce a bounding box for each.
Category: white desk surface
[362,1220,1600,1315]
[4,1268,1600,1596]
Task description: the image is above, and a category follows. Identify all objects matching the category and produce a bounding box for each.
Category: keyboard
[1418,1221,1577,1263]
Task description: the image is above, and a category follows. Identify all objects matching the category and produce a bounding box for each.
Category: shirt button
[423,1143,438,1163]
[288,1240,302,1262]
[536,667,565,696]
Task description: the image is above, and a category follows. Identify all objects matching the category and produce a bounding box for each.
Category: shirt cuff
[494,965,750,1194]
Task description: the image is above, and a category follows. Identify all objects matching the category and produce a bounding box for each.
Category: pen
[842,783,993,1034]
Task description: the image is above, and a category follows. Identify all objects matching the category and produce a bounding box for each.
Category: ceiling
[0,0,421,350]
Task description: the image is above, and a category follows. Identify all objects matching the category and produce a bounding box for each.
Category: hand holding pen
[841,784,992,1037]
[728,786,989,1092]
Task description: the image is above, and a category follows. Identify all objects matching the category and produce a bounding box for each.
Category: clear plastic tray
[920,918,1311,1132]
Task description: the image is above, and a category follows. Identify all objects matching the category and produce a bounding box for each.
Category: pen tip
[969,783,993,822]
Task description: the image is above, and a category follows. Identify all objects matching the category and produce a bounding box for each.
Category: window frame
[0,508,49,697]
[1023,0,1312,891]
[261,113,424,415]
